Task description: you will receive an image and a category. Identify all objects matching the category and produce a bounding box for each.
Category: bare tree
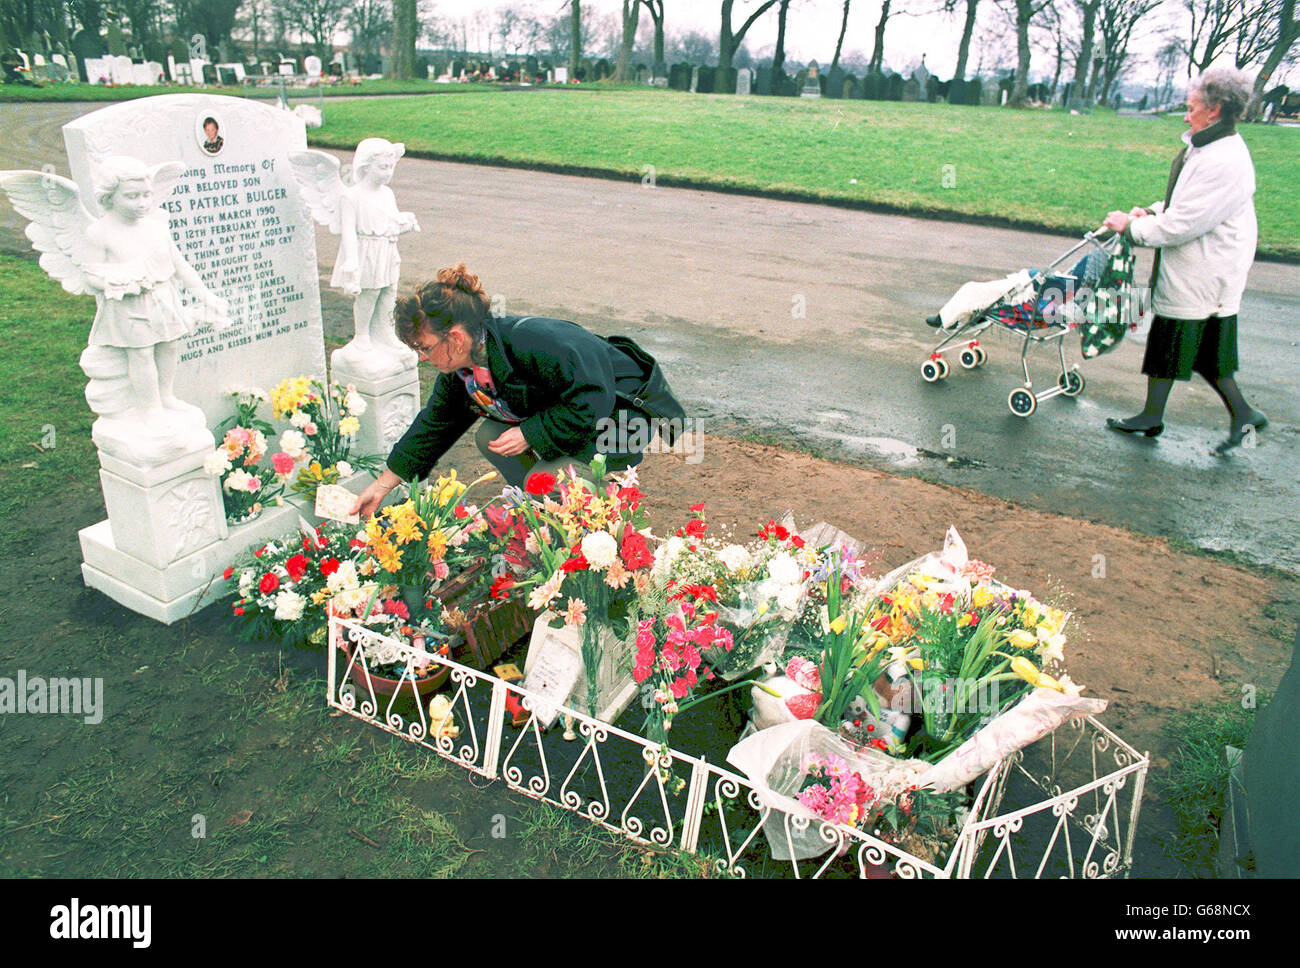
[720,0,779,81]
[614,0,641,80]
[1250,0,1300,108]
[1096,0,1159,100]
[570,0,581,78]
[1069,0,1101,105]
[640,0,665,64]
[1182,0,1280,74]
[772,0,793,74]
[832,0,852,70]
[997,0,1057,105]
[350,0,391,68]
[868,0,898,75]
[389,0,415,77]
[947,0,982,80]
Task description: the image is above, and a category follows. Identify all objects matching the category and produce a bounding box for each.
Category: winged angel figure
[0,156,229,437]
[289,139,420,377]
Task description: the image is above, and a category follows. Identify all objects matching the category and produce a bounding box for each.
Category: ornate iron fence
[327,614,1149,879]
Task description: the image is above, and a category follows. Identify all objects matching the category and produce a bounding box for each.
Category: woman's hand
[1103,210,1132,234]
[488,427,531,458]
[352,468,404,520]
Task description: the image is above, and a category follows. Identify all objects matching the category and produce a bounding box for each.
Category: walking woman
[1103,65,1267,455]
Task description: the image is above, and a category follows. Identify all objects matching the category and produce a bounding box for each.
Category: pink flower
[433,560,449,581]
[246,476,261,493]
[272,452,296,476]
[670,676,692,699]
[563,597,587,627]
[304,422,318,436]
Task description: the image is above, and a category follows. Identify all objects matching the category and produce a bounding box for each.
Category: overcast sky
[423,0,1196,86]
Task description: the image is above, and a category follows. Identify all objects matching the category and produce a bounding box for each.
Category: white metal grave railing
[327,614,1149,879]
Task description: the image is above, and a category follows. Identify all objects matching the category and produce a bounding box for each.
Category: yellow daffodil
[1021,604,1040,626]
[829,615,848,635]
[1007,629,1038,650]
[971,585,993,608]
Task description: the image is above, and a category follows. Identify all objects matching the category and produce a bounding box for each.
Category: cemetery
[0,1,1296,891]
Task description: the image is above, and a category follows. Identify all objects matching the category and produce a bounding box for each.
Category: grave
[735,67,752,96]
[57,94,331,622]
[827,66,845,99]
[948,78,967,106]
[902,76,922,102]
[801,61,821,98]
[755,65,773,96]
[303,56,321,80]
[668,63,690,91]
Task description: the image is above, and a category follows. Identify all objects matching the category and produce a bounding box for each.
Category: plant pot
[434,561,534,669]
[345,640,450,701]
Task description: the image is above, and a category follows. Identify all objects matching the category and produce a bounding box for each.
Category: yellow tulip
[829,615,848,635]
[1008,629,1038,650]
[971,585,993,608]
[1011,656,1063,692]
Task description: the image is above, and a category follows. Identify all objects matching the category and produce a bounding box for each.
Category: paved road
[3,101,1298,571]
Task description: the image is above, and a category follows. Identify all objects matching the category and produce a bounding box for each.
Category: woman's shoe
[925,313,943,328]
[1106,417,1164,438]
[1213,410,1268,456]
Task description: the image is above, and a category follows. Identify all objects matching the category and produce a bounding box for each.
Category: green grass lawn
[307,88,1300,260]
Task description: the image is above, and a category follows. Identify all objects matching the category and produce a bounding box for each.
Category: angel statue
[0,156,231,463]
[289,138,420,379]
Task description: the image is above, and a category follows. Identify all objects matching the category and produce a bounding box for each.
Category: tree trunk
[954,0,979,81]
[869,0,892,74]
[1010,0,1032,107]
[642,0,664,64]
[569,0,581,80]
[391,0,416,79]
[614,0,639,81]
[719,0,777,90]
[1250,0,1299,115]
[832,0,851,71]
[772,0,790,74]
[1071,0,1099,108]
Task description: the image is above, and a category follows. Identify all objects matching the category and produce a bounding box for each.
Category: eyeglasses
[413,336,444,360]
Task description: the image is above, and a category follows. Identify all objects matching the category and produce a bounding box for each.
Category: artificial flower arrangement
[225,521,365,648]
[203,389,294,523]
[507,459,656,715]
[270,375,382,499]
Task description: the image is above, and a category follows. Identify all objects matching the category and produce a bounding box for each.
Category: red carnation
[320,557,341,577]
[618,487,643,510]
[454,505,470,519]
[561,554,589,574]
[690,503,705,513]
[222,567,234,580]
[525,472,557,495]
[684,519,706,539]
[259,573,280,594]
[285,554,309,583]
[620,526,654,571]
[253,545,267,558]
[791,535,806,549]
[233,607,244,616]
[489,574,516,599]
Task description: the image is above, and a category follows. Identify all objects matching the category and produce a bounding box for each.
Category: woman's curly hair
[394,263,492,351]
[1191,66,1254,125]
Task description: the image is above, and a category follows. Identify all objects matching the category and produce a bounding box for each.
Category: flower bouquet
[225,522,364,648]
[270,375,382,500]
[510,460,655,716]
[203,389,293,524]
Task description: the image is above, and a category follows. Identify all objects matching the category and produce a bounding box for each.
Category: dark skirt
[1141,314,1239,381]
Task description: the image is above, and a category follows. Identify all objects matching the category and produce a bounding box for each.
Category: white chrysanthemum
[204,450,232,475]
[581,530,618,571]
[279,429,307,458]
[652,535,685,577]
[717,544,752,573]
[344,391,366,415]
[327,560,360,593]
[225,468,254,493]
[776,582,803,616]
[238,570,255,598]
[273,590,305,622]
[767,551,801,587]
[290,411,311,429]
[336,460,354,480]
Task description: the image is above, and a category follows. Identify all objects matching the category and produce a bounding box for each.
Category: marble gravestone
[60,95,330,623]
[801,61,821,98]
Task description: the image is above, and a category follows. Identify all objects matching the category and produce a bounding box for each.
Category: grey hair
[1190,66,1254,124]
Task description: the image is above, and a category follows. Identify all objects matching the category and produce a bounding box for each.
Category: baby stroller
[921,230,1138,417]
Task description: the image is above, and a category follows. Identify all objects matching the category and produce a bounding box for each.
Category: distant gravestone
[914,57,931,90]
[801,61,821,98]
[948,77,967,105]
[595,58,611,80]
[983,80,1000,105]
[902,75,922,102]
[669,62,690,90]
[843,73,858,100]
[966,77,982,106]
[653,61,668,83]
[304,55,322,79]
[111,54,133,85]
[735,66,752,95]
[133,62,160,86]
[689,65,699,92]
[755,65,773,96]
[715,67,735,94]
[697,66,716,94]
[554,65,568,83]
[862,71,882,100]
[201,62,218,85]
[636,65,649,85]
[827,66,845,99]
[887,72,904,101]
[217,65,238,86]
[926,75,941,102]
[1242,628,1300,876]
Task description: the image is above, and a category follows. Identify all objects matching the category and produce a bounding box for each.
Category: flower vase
[523,611,638,725]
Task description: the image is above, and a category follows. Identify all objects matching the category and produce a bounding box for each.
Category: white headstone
[52,53,68,68]
[736,67,752,96]
[279,61,295,76]
[304,55,322,78]
[190,58,208,84]
[63,95,327,429]
[132,62,156,86]
[554,66,568,83]
[84,56,112,84]
[111,55,133,85]
[217,62,246,82]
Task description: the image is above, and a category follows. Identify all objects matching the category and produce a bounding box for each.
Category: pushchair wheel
[975,347,988,366]
[936,358,950,379]
[1058,369,1085,397]
[1008,387,1037,417]
[959,348,980,369]
[921,359,943,383]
